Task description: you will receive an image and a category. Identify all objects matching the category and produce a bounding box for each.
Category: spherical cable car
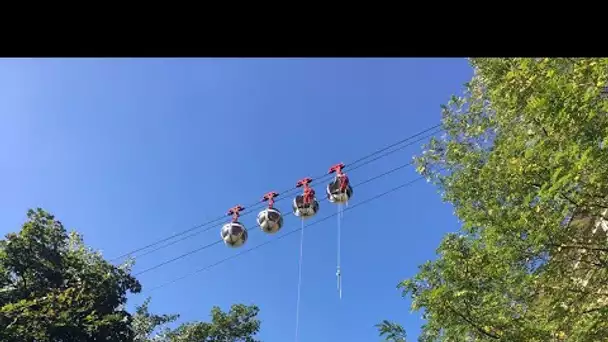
[292,177,319,219]
[221,205,248,248]
[257,192,284,234]
[326,163,353,204]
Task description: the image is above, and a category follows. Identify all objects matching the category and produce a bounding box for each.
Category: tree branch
[561,193,580,208]
[6,317,19,330]
[549,244,608,253]
[582,306,606,315]
[447,304,500,339]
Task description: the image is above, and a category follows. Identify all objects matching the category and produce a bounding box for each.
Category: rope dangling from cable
[336,203,342,299]
[295,218,305,342]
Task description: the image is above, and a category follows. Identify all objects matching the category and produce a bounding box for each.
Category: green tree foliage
[376,319,407,341]
[133,297,180,341]
[398,58,608,341]
[1,208,262,342]
[133,298,261,342]
[0,208,141,341]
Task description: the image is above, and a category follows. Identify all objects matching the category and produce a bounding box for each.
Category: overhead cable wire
[113,124,440,262]
[130,133,436,260]
[144,175,426,293]
[111,124,441,262]
[133,160,424,277]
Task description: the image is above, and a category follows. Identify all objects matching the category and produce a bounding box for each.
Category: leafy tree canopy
[394,58,608,341]
[1,208,141,341]
[1,208,262,342]
[133,298,261,342]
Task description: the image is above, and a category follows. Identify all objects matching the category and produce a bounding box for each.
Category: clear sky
[0,58,472,341]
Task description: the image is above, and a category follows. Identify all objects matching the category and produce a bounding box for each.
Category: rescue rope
[337,203,342,299]
[295,218,305,342]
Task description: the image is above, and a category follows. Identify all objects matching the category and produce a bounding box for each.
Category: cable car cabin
[257,207,284,234]
[292,195,320,219]
[221,222,248,248]
[326,178,353,204]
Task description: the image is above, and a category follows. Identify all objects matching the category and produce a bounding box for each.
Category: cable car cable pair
[110,125,441,262]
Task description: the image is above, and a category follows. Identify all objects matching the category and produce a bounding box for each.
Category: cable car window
[231,225,243,235]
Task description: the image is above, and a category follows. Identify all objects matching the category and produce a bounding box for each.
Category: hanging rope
[336,203,342,299]
[295,218,305,342]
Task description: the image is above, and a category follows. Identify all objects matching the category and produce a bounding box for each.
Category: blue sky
[0,58,472,341]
